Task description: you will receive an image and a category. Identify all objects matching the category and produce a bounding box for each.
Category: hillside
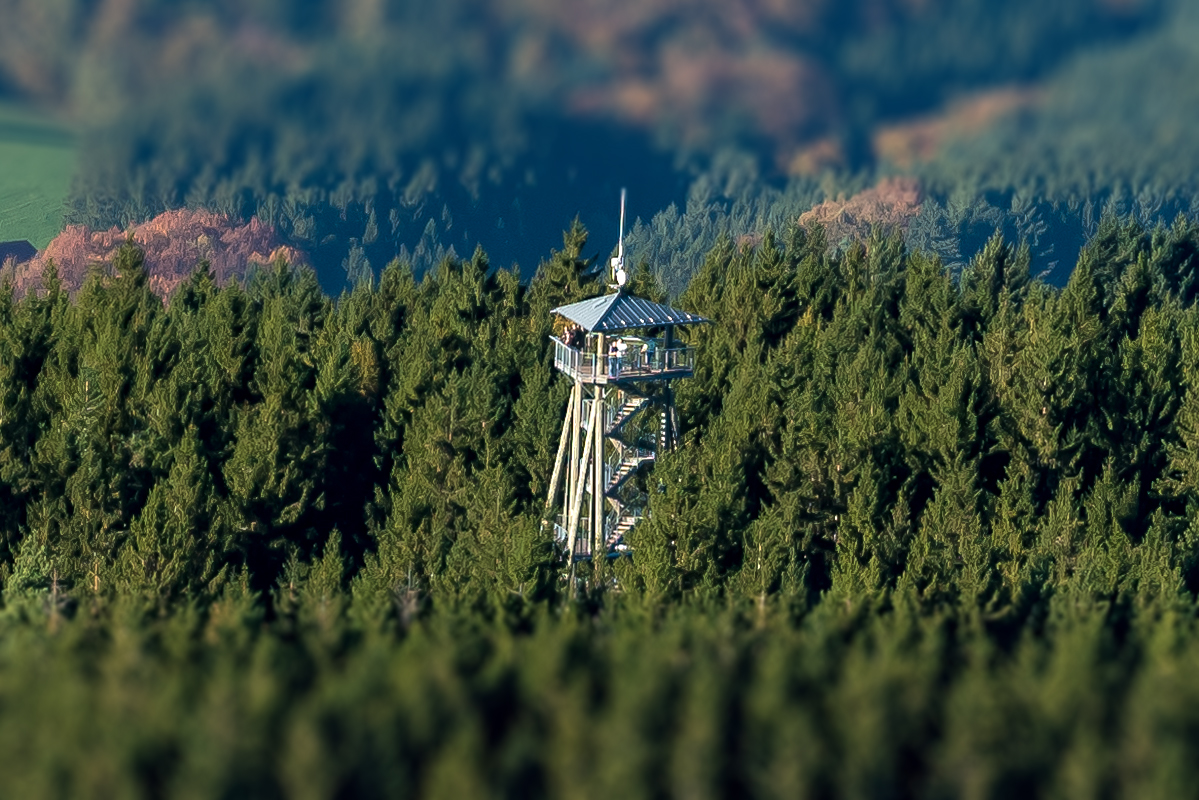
[0,0,1179,291]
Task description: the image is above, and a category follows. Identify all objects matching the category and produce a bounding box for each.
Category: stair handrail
[608,396,649,429]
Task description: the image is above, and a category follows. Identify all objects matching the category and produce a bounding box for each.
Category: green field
[0,104,75,249]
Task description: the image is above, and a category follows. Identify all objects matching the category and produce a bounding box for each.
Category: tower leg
[569,381,581,509]
[545,387,577,512]
[566,391,601,564]
[663,383,676,452]
[662,326,677,453]
[594,384,606,558]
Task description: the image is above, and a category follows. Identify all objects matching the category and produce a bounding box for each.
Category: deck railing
[552,337,597,379]
[551,336,695,381]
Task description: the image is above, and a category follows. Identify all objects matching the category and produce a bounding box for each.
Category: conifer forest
[6,0,1199,798]
[2,218,1199,797]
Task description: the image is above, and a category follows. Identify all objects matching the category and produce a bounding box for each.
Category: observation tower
[544,191,708,566]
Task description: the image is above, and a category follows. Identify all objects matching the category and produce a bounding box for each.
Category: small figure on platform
[616,338,629,374]
[608,340,620,377]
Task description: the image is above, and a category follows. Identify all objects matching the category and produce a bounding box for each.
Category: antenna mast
[611,188,627,289]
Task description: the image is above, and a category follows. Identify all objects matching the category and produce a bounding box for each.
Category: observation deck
[551,336,695,384]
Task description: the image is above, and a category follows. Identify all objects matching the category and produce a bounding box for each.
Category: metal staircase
[605,446,653,493]
[606,511,641,549]
[596,387,658,553]
[608,394,650,438]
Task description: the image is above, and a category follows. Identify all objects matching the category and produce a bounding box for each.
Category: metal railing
[553,515,594,560]
[552,337,598,380]
[605,446,655,488]
[554,513,641,560]
[604,510,642,550]
[551,336,696,381]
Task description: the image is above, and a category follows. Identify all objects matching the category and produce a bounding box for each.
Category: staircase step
[608,397,650,433]
[606,454,655,493]
[607,517,639,547]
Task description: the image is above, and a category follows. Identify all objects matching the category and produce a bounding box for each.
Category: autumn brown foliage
[798,176,923,243]
[3,208,305,298]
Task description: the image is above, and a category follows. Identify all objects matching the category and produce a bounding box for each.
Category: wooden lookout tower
[544,192,709,566]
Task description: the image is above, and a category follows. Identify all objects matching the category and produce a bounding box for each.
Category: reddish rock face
[2,209,306,299]
[798,177,923,244]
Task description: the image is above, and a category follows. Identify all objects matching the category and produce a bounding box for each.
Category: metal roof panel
[552,292,710,332]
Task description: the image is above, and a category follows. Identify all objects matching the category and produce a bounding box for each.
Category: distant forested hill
[0,0,1181,291]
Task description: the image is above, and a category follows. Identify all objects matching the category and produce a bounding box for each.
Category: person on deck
[609,340,620,377]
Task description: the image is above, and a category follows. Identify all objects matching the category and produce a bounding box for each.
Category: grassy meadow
[0,103,74,249]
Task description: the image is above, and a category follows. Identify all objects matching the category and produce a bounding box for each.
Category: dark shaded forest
[1,214,1199,795]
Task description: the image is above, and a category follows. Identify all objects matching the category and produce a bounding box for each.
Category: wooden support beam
[663,326,676,452]
[593,334,606,558]
[663,384,675,452]
[566,389,602,563]
[545,385,576,512]
[569,381,581,509]
[594,384,605,556]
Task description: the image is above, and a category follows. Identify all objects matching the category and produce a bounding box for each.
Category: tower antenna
[611,188,628,289]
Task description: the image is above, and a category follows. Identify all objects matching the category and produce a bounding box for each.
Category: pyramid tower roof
[551,291,708,333]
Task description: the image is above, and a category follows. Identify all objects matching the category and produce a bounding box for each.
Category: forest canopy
[0,216,1196,795]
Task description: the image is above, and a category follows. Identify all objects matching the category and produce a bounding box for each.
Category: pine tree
[223,259,331,586]
[525,220,601,321]
[115,427,227,609]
